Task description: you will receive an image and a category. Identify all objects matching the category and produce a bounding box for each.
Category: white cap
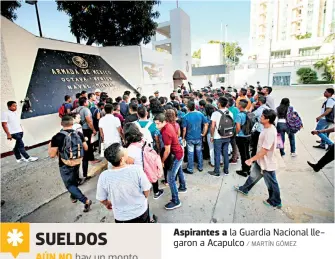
[95,89,101,93]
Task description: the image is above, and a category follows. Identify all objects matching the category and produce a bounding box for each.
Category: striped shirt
[96,165,151,221]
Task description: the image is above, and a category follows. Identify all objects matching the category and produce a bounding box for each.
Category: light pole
[267,22,274,86]
[26,1,42,37]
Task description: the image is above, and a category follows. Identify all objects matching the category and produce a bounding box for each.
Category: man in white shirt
[234,109,282,209]
[313,88,335,149]
[1,101,38,163]
[207,97,234,177]
[99,104,123,149]
[96,143,151,223]
[262,86,275,109]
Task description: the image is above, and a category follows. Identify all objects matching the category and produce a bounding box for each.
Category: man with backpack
[48,116,92,212]
[207,97,234,177]
[136,106,161,152]
[235,99,254,177]
[313,88,335,150]
[58,95,72,118]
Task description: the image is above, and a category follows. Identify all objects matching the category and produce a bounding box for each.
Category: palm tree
[314,56,335,81]
[324,33,335,43]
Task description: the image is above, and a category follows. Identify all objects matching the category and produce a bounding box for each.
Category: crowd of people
[2,82,334,221]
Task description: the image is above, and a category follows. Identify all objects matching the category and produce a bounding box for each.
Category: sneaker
[83,200,92,213]
[326,144,333,151]
[234,185,248,196]
[229,158,237,165]
[291,153,297,157]
[236,170,248,177]
[307,161,320,172]
[197,168,203,172]
[183,169,193,175]
[26,157,38,162]
[178,187,187,193]
[276,203,283,209]
[263,200,273,207]
[313,144,325,149]
[208,162,214,167]
[165,200,181,210]
[70,195,78,203]
[150,214,158,223]
[153,189,164,200]
[280,152,286,157]
[207,171,220,177]
[16,158,25,163]
[223,171,229,176]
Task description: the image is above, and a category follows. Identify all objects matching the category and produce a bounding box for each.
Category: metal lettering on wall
[21,48,134,119]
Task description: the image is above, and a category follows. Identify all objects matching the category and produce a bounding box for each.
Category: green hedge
[309,80,333,84]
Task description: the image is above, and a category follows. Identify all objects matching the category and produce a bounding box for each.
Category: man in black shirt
[124,102,139,124]
[48,116,92,212]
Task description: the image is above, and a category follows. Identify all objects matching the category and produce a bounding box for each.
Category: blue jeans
[316,119,333,146]
[167,157,186,204]
[276,122,296,155]
[11,132,30,160]
[187,139,203,172]
[214,138,231,174]
[60,165,87,204]
[239,162,281,206]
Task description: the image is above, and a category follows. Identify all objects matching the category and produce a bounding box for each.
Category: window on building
[299,47,321,56]
[273,72,291,86]
[271,50,291,59]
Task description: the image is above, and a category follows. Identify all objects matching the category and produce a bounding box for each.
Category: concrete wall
[170,8,192,80]
[228,64,325,87]
[141,47,173,97]
[1,17,172,153]
[200,44,223,66]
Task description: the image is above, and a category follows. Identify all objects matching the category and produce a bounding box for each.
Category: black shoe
[208,171,220,177]
[223,171,229,176]
[326,144,334,151]
[316,140,321,143]
[78,178,86,185]
[150,214,158,223]
[165,200,181,210]
[197,168,203,172]
[83,200,92,213]
[307,161,320,172]
[183,169,194,174]
[153,189,164,200]
[313,144,325,149]
[236,170,248,177]
[178,187,187,193]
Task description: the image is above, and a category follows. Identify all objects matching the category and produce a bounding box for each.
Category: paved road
[1,85,334,223]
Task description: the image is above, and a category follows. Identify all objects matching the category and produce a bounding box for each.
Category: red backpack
[132,140,163,183]
[58,104,66,118]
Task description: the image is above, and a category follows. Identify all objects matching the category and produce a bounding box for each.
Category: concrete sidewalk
[1,86,334,223]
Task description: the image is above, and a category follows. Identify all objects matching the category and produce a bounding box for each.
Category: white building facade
[228,0,335,87]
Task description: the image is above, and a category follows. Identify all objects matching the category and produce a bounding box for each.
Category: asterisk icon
[7,229,24,247]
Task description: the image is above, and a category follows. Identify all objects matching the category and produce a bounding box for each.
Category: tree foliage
[192,40,243,64]
[314,56,335,82]
[56,1,160,46]
[0,0,21,21]
[296,67,318,84]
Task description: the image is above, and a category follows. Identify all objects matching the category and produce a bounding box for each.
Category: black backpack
[217,110,234,137]
[59,130,84,167]
[241,111,256,136]
[323,98,335,123]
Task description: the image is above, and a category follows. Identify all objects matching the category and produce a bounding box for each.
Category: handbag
[276,133,284,149]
